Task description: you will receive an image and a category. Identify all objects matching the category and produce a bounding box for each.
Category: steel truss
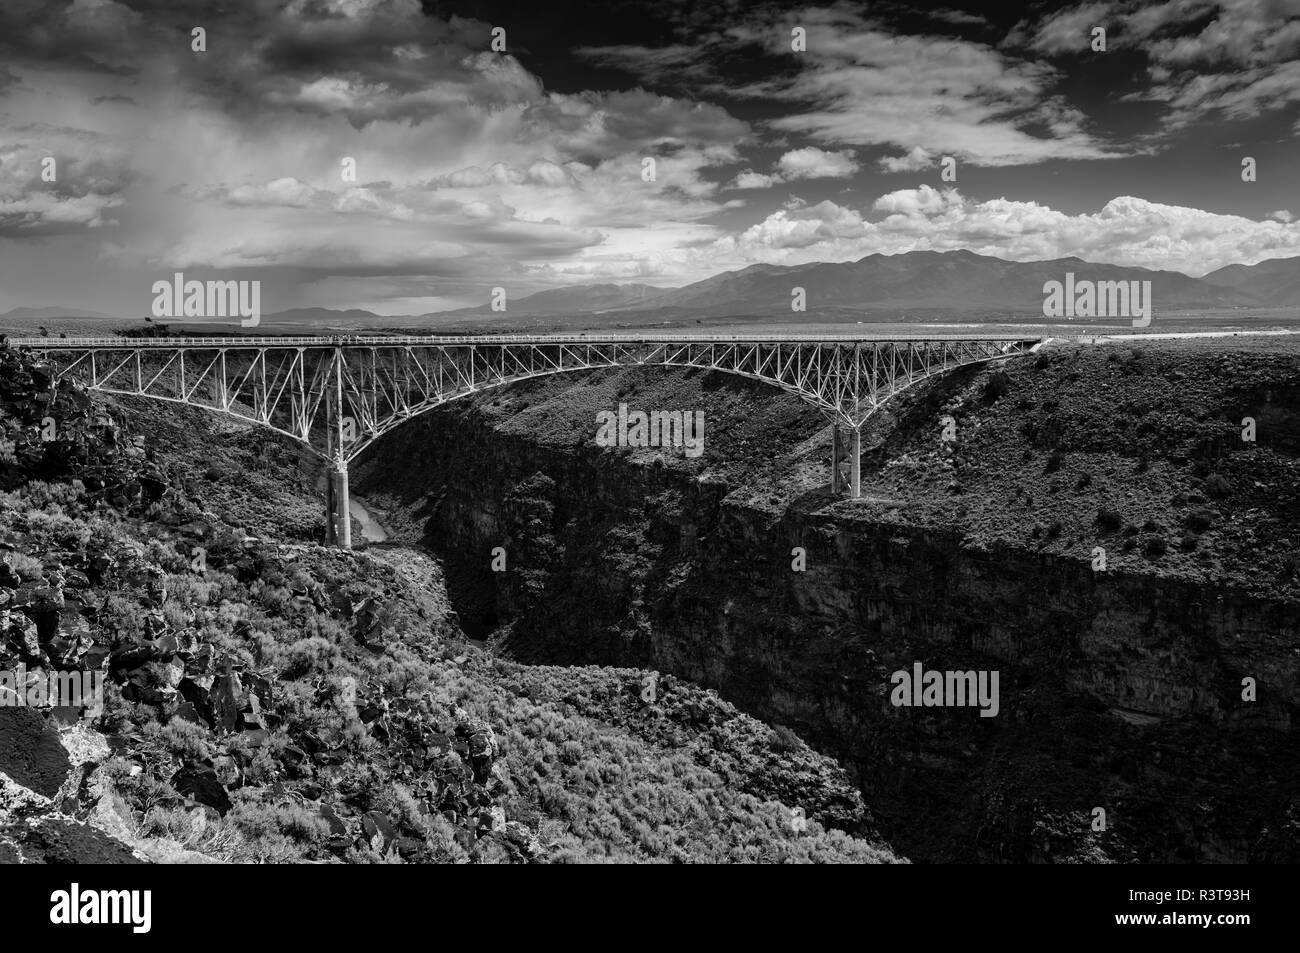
[15,334,1042,545]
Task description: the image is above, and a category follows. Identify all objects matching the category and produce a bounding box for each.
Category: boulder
[476,805,507,836]
[171,765,231,815]
[503,821,543,860]
[361,811,398,853]
[209,671,244,733]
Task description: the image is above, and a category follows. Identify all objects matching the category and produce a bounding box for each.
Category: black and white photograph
[0,0,1294,930]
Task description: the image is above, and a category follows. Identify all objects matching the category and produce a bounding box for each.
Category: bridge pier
[326,463,352,550]
[831,426,842,494]
[850,428,861,499]
[829,425,862,498]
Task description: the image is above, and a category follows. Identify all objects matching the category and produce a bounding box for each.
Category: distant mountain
[8,253,1284,328]
[1,306,120,320]
[618,250,1261,315]
[1202,256,1300,306]
[257,307,393,325]
[432,283,670,317]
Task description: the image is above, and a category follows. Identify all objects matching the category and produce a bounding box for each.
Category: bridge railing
[8,332,1047,349]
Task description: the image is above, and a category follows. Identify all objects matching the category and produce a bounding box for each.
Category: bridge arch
[339,357,848,464]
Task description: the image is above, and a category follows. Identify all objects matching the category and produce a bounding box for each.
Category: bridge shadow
[787,483,847,514]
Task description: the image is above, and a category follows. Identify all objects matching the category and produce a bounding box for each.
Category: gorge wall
[353,344,1300,863]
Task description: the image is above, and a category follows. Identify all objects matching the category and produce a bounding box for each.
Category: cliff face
[354,345,1300,864]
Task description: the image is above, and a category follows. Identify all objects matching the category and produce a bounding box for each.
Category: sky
[0,0,1298,317]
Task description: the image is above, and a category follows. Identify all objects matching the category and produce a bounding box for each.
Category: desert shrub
[224,794,329,862]
[1186,508,1215,532]
[1143,536,1168,557]
[250,579,292,614]
[559,740,584,766]
[770,724,803,754]
[283,635,339,679]
[1096,508,1123,531]
[374,783,425,832]
[158,716,212,761]
[983,371,1011,401]
[4,551,44,581]
[1203,472,1232,498]
[140,805,205,845]
[18,480,83,510]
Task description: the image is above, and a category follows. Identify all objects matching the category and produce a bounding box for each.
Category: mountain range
[0,306,120,321]
[431,250,1300,318]
[8,251,1300,326]
[1201,256,1300,305]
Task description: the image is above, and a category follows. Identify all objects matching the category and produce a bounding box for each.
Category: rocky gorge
[352,338,1300,863]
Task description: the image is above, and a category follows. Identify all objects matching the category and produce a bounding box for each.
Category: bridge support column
[850,428,861,499]
[831,426,842,494]
[326,463,352,550]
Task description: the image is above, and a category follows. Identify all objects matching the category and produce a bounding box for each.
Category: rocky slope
[354,337,1300,863]
[0,347,902,864]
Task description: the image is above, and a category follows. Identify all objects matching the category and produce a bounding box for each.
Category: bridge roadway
[9,331,1056,348]
[10,330,1050,548]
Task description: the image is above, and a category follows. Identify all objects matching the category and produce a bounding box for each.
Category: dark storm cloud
[208,7,524,127]
[0,0,151,74]
[253,8,489,82]
[0,0,511,128]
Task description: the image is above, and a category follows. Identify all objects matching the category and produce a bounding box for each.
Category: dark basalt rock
[171,765,232,816]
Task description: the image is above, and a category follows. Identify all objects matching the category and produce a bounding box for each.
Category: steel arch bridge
[10,333,1043,547]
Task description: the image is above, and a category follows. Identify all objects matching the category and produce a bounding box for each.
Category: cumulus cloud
[730,199,869,250]
[0,127,130,235]
[878,146,935,173]
[728,170,779,190]
[727,147,858,189]
[712,187,1300,276]
[776,147,859,179]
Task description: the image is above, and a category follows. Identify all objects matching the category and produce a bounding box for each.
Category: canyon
[353,339,1300,863]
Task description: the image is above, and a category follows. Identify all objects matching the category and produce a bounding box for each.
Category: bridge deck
[8,332,1048,349]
